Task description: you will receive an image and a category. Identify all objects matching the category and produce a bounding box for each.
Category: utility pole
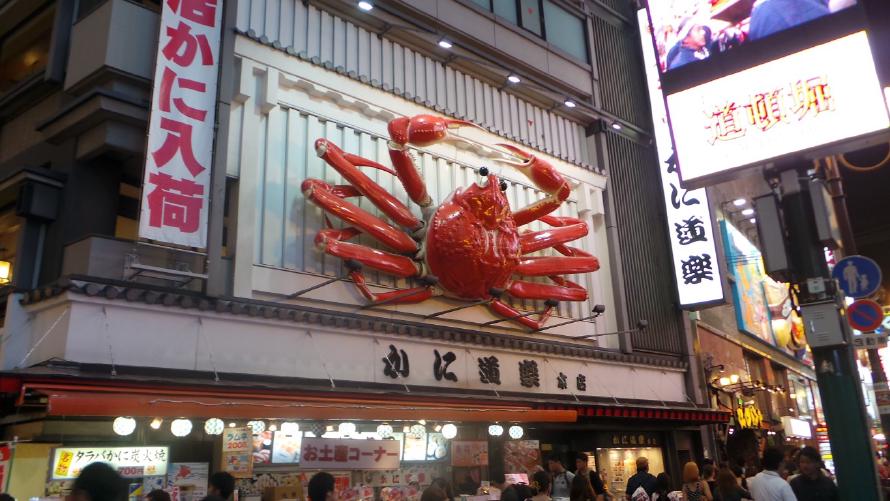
[775,165,881,499]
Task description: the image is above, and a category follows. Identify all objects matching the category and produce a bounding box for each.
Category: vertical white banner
[638,9,724,308]
[139,0,224,248]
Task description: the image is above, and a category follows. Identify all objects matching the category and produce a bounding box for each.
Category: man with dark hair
[308,472,336,501]
[571,453,605,501]
[146,491,171,501]
[547,455,575,500]
[0,494,15,501]
[71,463,127,501]
[205,472,235,501]
[701,463,717,498]
[748,447,796,501]
[625,457,657,500]
[790,447,838,500]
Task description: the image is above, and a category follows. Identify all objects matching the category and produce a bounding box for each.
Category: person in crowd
[478,473,506,500]
[548,455,576,500]
[729,465,748,491]
[432,478,456,501]
[502,482,534,501]
[531,470,553,501]
[204,472,236,501]
[714,467,749,501]
[625,457,657,500]
[747,447,796,501]
[421,487,449,501]
[308,472,336,501]
[70,463,127,501]
[681,462,713,501]
[701,464,717,498]
[0,494,14,501]
[666,18,711,70]
[146,491,171,501]
[598,470,614,501]
[748,0,830,41]
[789,446,839,501]
[571,452,606,501]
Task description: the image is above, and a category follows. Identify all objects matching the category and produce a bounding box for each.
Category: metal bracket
[124,254,207,288]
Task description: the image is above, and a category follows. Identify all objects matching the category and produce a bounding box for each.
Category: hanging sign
[451,441,489,467]
[222,427,253,478]
[51,446,169,480]
[736,405,763,429]
[300,438,400,470]
[0,443,11,492]
[139,0,224,247]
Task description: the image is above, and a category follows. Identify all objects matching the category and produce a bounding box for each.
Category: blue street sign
[833,255,882,299]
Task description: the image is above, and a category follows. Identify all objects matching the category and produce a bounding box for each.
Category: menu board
[168,463,209,501]
[503,441,541,475]
[272,431,303,463]
[451,441,488,467]
[51,446,169,480]
[222,427,253,478]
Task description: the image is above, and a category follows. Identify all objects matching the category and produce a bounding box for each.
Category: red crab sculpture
[301,114,599,330]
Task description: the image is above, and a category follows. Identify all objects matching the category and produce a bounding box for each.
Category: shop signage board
[0,443,10,492]
[50,446,169,480]
[874,382,890,414]
[736,405,763,429]
[781,416,813,439]
[637,9,724,309]
[138,0,224,248]
[503,441,540,475]
[847,299,885,333]
[168,463,209,501]
[299,438,400,470]
[833,255,882,299]
[852,331,888,349]
[451,441,489,467]
[222,427,253,478]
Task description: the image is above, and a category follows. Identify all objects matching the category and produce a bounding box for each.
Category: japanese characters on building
[637,10,724,309]
[51,446,169,480]
[139,0,224,248]
[300,438,401,470]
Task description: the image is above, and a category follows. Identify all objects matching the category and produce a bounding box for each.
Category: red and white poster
[139,0,224,248]
[0,443,11,492]
[300,438,401,470]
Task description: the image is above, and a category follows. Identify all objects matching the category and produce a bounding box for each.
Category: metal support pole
[780,166,881,499]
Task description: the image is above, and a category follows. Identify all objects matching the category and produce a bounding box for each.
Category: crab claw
[495,144,572,202]
[388,114,484,148]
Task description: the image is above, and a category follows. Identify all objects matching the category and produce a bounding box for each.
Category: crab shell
[423,174,520,299]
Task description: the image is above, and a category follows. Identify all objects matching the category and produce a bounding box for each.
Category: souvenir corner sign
[299,438,400,470]
[138,0,224,248]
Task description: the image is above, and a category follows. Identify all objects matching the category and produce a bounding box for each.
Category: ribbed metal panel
[235,0,592,170]
[245,105,598,320]
[605,134,684,354]
[589,16,650,128]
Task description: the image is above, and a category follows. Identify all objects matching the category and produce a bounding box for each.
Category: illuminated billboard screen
[666,31,890,186]
[648,0,858,72]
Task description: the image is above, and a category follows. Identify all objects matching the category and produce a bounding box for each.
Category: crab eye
[479,166,489,177]
[499,180,508,191]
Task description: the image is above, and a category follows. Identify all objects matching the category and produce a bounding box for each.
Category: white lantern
[488,424,504,437]
[377,423,394,438]
[441,423,458,439]
[247,420,266,434]
[281,422,300,434]
[410,424,426,438]
[113,417,136,436]
[339,422,357,435]
[508,425,524,439]
[204,418,224,435]
[171,419,193,437]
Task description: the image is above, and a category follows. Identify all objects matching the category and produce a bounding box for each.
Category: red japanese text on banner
[139,0,224,248]
[300,438,401,470]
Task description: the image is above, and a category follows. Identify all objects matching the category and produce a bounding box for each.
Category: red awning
[534,403,732,424]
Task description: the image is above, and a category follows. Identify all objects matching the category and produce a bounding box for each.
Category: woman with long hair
[681,462,713,501]
[714,467,749,501]
[531,470,553,501]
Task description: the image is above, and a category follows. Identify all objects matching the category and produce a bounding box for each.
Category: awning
[535,403,731,424]
[23,384,577,423]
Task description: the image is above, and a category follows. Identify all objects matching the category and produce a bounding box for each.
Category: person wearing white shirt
[747,447,797,501]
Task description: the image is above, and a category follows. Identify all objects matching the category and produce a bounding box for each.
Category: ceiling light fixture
[507,74,521,84]
[113,417,136,436]
[438,39,453,49]
[741,208,755,216]
[357,1,373,11]
[150,418,163,430]
[610,122,623,131]
[564,99,576,108]
[733,198,747,207]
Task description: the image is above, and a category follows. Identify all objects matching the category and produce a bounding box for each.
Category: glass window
[469,0,492,10]
[0,6,55,94]
[493,0,518,25]
[519,0,542,35]
[0,206,24,287]
[543,0,588,62]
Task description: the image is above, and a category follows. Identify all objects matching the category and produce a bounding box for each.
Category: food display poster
[363,464,444,486]
[222,427,253,478]
[503,441,540,475]
[272,431,304,464]
[451,441,488,467]
[51,446,169,480]
[168,463,209,501]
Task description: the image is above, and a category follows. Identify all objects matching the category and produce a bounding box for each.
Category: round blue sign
[833,255,882,299]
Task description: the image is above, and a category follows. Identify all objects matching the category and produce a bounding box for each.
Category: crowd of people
[0,445,844,501]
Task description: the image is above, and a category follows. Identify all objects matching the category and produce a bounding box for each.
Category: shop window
[519,0,542,36]
[543,1,588,62]
[0,6,55,95]
[0,205,24,287]
[115,182,140,240]
[492,0,519,25]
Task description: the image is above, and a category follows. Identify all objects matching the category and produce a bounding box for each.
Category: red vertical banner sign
[139,0,224,248]
[0,443,12,492]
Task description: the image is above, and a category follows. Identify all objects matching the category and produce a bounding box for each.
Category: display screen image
[648,0,857,72]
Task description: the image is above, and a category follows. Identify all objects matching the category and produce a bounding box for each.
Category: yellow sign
[737,405,764,429]
[54,450,73,477]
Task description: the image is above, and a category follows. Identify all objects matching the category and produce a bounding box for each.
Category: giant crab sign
[301,114,599,330]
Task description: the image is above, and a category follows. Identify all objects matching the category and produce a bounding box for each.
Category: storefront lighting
[247,420,266,434]
[150,418,163,430]
[377,424,394,438]
[418,420,427,426]
[438,39,453,49]
[741,208,755,216]
[339,422,357,435]
[749,218,756,224]
[434,425,442,432]
[357,1,373,11]
[441,424,458,439]
[171,419,193,437]
[113,417,136,436]
[403,425,411,433]
[228,422,237,428]
[204,418,224,435]
[304,431,316,438]
[507,74,521,84]
[327,425,335,432]
[564,99,576,108]
[508,425,524,439]
[0,260,11,284]
[733,198,747,207]
[610,122,623,131]
[410,424,427,438]
[719,376,731,386]
[281,422,300,434]
[268,423,278,432]
[730,374,740,384]
[488,424,504,437]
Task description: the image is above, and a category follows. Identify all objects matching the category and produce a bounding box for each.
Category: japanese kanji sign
[139,0,224,248]
[665,31,889,187]
[300,438,400,470]
[637,10,724,308]
[222,427,253,478]
[51,446,169,480]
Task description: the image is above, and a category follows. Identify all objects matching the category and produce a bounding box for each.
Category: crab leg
[520,222,588,255]
[515,256,600,276]
[302,179,417,254]
[489,299,555,330]
[507,280,587,301]
[495,144,574,226]
[349,270,433,305]
[315,139,423,230]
